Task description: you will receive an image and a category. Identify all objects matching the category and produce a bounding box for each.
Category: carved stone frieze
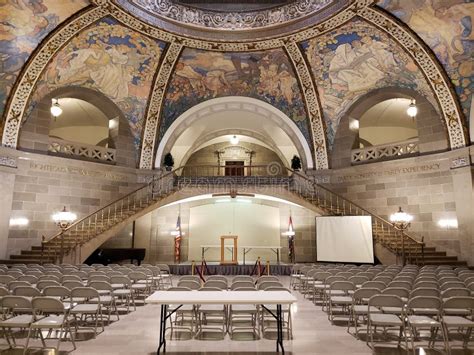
[284,42,328,170]
[139,41,184,169]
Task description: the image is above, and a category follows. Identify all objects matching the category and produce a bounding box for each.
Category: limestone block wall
[309,146,474,265]
[0,147,150,258]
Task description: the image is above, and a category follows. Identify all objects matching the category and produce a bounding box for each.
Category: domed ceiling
[0,0,471,169]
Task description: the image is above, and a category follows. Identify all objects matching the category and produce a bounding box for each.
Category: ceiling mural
[160,48,310,144]
[377,0,473,121]
[302,18,435,148]
[30,17,166,152]
[0,0,90,119]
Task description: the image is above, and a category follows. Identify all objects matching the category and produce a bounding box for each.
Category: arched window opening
[353,98,420,164]
[49,98,111,147]
[358,98,418,147]
[19,87,137,167]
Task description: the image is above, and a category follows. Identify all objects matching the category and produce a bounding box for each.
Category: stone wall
[0,147,150,258]
[309,146,474,265]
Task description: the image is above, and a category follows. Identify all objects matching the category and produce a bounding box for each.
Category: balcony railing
[351,138,419,164]
[48,138,116,164]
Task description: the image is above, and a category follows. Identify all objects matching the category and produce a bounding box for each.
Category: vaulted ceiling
[0,0,471,169]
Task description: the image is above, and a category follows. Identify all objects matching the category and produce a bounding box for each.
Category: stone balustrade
[48,138,116,164]
[351,138,419,164]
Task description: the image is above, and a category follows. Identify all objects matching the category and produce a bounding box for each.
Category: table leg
[157,304,182,354]
[277,304,284,353]
[157,304,167,353]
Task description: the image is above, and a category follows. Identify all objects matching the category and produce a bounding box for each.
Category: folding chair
[0,296,33,353]
[441,296,474,354]
[367,294,408,351]
[406,296,447,354]
[29,297,76,353]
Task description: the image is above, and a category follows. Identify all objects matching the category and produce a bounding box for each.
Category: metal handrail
[45,169,177,243]
[293,169,423,246]
[42,164,424,264]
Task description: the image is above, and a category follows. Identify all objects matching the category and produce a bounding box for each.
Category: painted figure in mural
[31,17,164,153]
[304,19,435,147]
[162,48,309,142]
[0,0,88,116]
[378,0,473,116]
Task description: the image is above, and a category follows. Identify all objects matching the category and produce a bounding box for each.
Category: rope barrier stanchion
[250,258,259,277]
[266,260,270,275]
[191,260,195,276]
[257,256,262,277]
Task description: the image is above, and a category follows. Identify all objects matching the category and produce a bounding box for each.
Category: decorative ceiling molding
[140,41,183,169]
[1,5,109,148]
[114,0,350,41]
[1,0,371,151]
[358,6,468,149]
[284,42,328,170]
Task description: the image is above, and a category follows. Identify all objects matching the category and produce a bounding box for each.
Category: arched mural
[377,0,473,121]
[29,17,166,152]
[0,0,90,118]
[302,18,436,147]
[160,48,311,145]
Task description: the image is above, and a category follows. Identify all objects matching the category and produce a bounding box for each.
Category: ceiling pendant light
[50,98,63,118]
[230,135,239,145]
[406,99,417,118]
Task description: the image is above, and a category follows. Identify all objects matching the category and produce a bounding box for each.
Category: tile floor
[0,276,472,354]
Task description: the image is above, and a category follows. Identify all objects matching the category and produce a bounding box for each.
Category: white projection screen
[316,216,374,263]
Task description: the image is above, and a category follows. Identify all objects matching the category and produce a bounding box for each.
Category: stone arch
[19,86,137,167]
[154,96,315,170]
[331,87,448,168]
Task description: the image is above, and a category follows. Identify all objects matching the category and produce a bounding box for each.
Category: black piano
[85,248,146,265]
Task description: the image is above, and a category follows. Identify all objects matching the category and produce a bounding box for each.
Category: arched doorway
[155,96,314,170]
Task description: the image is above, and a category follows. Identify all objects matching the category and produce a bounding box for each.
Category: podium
[220,235,238,265]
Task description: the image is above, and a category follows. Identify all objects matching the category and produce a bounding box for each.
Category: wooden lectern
[220,235,238,265]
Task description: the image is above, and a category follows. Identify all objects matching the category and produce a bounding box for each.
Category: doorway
[225,161,245,176]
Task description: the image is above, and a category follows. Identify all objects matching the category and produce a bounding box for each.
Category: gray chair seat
[370,313,403,326]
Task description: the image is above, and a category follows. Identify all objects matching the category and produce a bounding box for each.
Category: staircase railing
[41,163,424,265]
[289,171,425,265]
[42,170,176,263]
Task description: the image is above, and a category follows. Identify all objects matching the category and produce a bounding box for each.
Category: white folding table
[146,290,297,353]
[242,246,282,265]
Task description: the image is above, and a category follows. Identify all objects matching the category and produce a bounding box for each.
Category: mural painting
[31,17,165,152]
[0,0,90,120]
[161,48,310,143]
[302,18,435,147]
[377,0,473,121]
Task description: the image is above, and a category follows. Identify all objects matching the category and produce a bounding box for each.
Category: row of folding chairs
[293,264,473,354]
[168,275,293,340]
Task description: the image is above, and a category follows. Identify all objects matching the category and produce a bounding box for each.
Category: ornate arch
[1,0,468,168]
[1,5,109,148]
[357,6,468,149]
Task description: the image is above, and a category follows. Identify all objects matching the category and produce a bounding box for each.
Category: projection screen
[316,216,374,263]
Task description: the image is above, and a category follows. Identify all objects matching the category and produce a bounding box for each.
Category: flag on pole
[174,215,182,264]
[287,216,295,263]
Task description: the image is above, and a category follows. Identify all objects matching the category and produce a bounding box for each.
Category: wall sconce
[9,217,29,227]
[438,219,458,229]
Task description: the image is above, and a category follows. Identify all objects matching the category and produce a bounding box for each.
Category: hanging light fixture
[50,98,63,118]
[230,135,239,145]
[406,99,417,118]
[52,206,77,229]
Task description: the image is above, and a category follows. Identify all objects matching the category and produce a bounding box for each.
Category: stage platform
[169,262,292,276]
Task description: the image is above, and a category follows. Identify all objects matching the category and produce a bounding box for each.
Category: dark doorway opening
[225,161,245,176]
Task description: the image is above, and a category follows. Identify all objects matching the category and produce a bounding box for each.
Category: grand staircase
[2,165,467,266]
